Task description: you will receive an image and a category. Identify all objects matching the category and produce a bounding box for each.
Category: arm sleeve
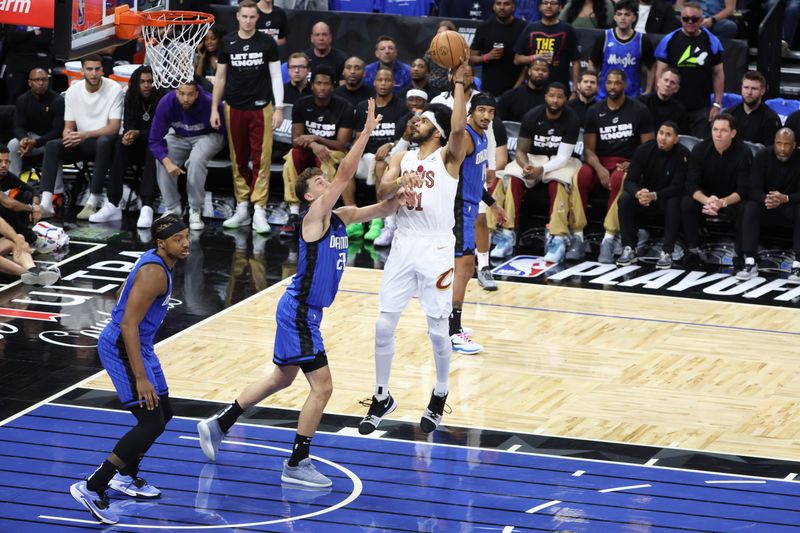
[543,142,577,173]
[269,61,284,108]
[486,122,497,170]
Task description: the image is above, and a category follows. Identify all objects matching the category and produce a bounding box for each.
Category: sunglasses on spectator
[681,15,702,23]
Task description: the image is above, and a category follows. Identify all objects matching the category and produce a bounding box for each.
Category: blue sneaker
[197,417,224,462]
[70,481,118,524]
[109,473,161,499]
[281,459,332,488]
[543,236,566,263]
[490,229,515,259]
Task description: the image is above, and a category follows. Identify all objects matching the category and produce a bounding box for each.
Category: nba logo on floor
[491,255,557,278]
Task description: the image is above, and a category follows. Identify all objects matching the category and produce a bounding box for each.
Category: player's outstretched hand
[396,170,423,190]
[364,98,383,134]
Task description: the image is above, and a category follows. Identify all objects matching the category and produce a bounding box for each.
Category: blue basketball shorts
[98,325,168,408]
[454,201,478,257]
[273,292,327,369]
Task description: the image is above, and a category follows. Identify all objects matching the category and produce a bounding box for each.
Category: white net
[140,12,212,89]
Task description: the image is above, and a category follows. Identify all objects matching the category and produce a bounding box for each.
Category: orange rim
[115,5,214,40]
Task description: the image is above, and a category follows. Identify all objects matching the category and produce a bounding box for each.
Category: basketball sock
[604,231,615,240]
[427,316,451,396]
[449,307,462,336]
[119,453,144,477]
[41,191,53,209]
[87,460,118,493]
[289,204,300,215]
[573,230,584,239]
[217,400,245,433]
[476,252,489,270]
[288,434,312,467]
[89,194,103,208]
[374,311,401,401]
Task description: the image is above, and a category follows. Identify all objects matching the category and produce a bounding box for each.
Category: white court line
[501,527,515,533]
[0,276,289,429]
[507,444,521,452]
[704,480,767,485]
[525,500,561,514]
[785,473,798,481]
[41,436,363,530]
[599,484,651,493]
[0,241,106,293]
[572,470,585,477]
[644,458,659,466]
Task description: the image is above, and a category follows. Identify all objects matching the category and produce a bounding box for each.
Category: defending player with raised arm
[360,62,470,436]
[197,99,416,489]
[70,214,190,525]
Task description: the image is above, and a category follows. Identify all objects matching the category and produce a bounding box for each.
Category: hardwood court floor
[86,268,800,462]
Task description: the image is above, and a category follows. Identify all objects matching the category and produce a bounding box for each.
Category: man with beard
[364,35,411,94]
[578,68,654,263]
[724,71,781,147]
[639,67,688,133]
[738,129,800,281]
[566,69,598,126]
[470,0,528,97]
[497,59,550,122]
[513,0,581,90]
[616,122,688,269]
[398,58,435,100]
[333,56,375,110]
[449,94,507,355]
[281,65,355,237]
[502,83,582,263]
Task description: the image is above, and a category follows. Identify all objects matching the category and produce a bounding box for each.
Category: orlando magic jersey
[599,29,643,99]
[108,249,173,348]
[458,124,488,206]
[286,212,348,308]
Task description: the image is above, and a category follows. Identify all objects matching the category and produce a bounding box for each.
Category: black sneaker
[358,394,397,435]
[280,213,300,238]
[616,246,637,266]
[420,390,448,434]
[655,251,672,270]
[789,264,800,283]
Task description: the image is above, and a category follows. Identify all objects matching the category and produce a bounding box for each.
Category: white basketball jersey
[397,148,459,234]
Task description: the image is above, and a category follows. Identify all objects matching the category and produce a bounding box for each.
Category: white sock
[604,232,615,240]
[573,230,584,239]
[476,251,489,270]
[374,311,401,400]
[384,215,395,229]
[794,261,800,268]
[426,315,451,396]
[237,201,249,211]
[289,203,300,215]
[254,205,266,212]
[744,256,755,265]
[89,194,103,208]
[41,191,53,208]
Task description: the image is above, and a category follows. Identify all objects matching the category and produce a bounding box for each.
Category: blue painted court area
[1,404,800,532]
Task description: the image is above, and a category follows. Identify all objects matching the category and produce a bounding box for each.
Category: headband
[153,217,188,240]
[406,89,428,100]
[470,93,496,112]
[421,110,445,138]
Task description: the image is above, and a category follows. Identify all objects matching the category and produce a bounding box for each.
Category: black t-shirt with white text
[218,31,280,109]
[519,104,581,157]
[256,6,288,43]
[355,96,406,154]
[584,97,654,157]
[293,94,355,140]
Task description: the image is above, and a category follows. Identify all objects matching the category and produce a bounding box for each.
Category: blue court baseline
[0,404,799,532]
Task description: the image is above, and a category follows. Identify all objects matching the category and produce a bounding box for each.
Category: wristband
[712,102,722,109]
[483,53,489,63]
[651,191,658,201]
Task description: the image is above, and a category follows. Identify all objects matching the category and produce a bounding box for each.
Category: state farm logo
[0,0,30,14]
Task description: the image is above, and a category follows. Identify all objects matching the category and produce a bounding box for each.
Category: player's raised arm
[445,62,468,173]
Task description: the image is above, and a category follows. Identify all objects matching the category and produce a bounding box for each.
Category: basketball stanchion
[114,5,214,89]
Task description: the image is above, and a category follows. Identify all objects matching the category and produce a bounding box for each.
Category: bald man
[738,128,800,281]
[304,22,348,85]
[10,68,64,177]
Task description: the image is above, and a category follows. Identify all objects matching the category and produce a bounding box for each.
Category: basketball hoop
[115,5,214,89]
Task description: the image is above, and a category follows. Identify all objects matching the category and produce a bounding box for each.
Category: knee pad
[375,311,401,348]
[426,316,449,344]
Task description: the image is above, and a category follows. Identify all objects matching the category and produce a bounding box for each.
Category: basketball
[428,30,468,69]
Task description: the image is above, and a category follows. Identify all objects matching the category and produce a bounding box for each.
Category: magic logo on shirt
[606,52,638,68]
[677,46,708,67]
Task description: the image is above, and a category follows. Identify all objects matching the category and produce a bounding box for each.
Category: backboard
[53,0,168,60]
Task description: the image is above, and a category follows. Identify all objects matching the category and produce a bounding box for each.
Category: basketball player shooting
[359,61,470,436]
[197,99,418,488]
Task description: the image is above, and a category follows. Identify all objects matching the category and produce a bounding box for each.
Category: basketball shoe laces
[363,396,392,422]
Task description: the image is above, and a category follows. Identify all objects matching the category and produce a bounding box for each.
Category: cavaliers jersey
[599,29,643,99]
[458,124,488,207]
[108,249,173,348]
[397,147,459,234]
[286,212,348,308]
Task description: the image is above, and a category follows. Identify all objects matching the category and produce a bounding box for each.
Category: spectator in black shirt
[724,71,781,148]
[497,59,549,122]
[284,53,311,105]
[616,122,688,269]
[567,69,598,127]
[681,113,752,262]
[639,67,688,134]
[195,25,225,80]
[255,0,288,46]
[470,0,528,97]
[92,66,162,225]
[738,128,800,281]
[333,56,375,110]
[9,68,64,177]
[638,0,680,34]
[281,64,355,236]
[0,145,42,246]
[3,26,52,105]
[305,21,348,86]
[398,58,435,101]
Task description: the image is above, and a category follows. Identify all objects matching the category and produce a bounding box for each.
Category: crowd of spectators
[1,0,800,287]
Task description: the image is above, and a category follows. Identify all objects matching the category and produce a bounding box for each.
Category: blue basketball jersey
[458,124,488,206]
[108,249,173,348]
[599,29,643,99]
[286,212,348,309]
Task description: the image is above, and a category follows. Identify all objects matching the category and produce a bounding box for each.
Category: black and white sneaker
[616,246,637,266]
[789,264,800,283]
[655,251,672,270]
[420,390,448,434]
[358,394,397,435]
[70,481,118,524]
[736,259,758,281]
[476,267,497,291]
